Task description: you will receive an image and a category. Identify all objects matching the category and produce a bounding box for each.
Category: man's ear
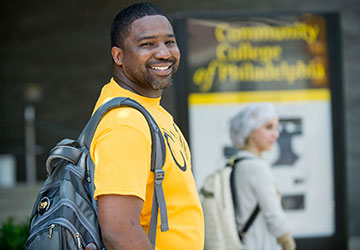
[111,46,123,66]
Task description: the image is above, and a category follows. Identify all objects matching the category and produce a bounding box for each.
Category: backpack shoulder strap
[229,157,260,239]
[240,204,260,237]
[77,97,168,247]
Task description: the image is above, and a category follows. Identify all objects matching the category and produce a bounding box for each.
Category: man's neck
[113,75,142,95]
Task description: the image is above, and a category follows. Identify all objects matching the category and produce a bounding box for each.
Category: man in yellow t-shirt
[89,3,204,250]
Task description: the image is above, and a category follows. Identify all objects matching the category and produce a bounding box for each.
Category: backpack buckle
[154,169,165,185]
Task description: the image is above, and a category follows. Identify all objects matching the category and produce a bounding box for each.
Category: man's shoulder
[98,106,150,133]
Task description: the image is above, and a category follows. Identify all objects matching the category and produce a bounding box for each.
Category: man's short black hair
[111,2,170,49]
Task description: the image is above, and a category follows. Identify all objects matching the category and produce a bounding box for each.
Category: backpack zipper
[51,218,85,249]
[75,233,82,248]
[85,163,91,183]
[48,224,55,238]
[26,218,84,249]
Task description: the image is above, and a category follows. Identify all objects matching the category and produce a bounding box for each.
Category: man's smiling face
[120,15,180,92]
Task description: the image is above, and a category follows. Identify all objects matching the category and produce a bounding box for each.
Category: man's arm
[97,194,153,250]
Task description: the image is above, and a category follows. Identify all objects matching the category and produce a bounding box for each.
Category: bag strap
[240,204,260,236]
[46,139,82,175]
[77,97,168,247]
[46,144,82,175]
[229,157,260,239]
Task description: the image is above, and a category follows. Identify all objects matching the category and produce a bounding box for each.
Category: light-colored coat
[233,150,289,250]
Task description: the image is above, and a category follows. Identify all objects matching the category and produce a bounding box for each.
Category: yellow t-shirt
[90,78,204,250]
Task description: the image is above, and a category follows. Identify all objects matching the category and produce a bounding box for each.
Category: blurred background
[0,0,358,249]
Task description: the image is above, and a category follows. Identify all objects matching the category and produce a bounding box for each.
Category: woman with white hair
[229,103,296,250]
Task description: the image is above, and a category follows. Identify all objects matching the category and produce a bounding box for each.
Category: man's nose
[155,43,171,59]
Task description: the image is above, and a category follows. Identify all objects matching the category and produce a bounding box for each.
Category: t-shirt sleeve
[91,124,151,201]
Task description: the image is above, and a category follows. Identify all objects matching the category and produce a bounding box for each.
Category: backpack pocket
[25,218,85,249]
[28,188,102,249]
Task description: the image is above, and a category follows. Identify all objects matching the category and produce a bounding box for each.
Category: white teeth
[151,66,170,70]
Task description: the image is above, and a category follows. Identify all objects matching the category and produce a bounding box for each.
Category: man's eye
[141,42,153,47]
[166,40,176,45]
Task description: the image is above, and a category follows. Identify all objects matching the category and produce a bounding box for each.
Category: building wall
[0,0,359,245]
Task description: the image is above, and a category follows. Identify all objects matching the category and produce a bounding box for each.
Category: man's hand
[97,194,153,250]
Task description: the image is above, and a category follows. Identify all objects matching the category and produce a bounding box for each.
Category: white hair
[229,103,278,149]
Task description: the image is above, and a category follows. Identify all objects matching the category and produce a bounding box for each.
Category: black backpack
[25,97,168,249]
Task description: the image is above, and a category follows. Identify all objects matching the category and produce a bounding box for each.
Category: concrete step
[0,183,42,224]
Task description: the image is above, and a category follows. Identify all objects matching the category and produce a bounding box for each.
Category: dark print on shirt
[162,124,189,172]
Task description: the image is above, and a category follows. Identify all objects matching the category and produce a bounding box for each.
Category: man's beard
[147,74,174,90]
[133,67,176,91]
